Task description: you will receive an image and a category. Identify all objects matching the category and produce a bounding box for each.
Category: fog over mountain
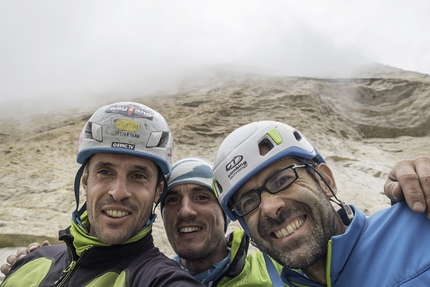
[0,64,429,277]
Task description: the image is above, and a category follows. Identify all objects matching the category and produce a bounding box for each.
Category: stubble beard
[88,199,145,245]
[176,233,224,262]
[254,199,336,269]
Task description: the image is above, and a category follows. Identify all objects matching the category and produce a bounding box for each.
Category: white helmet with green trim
[212,121,324,222]
[77,101,173,175]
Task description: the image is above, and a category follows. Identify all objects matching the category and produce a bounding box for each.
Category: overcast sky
[1,0,429,104]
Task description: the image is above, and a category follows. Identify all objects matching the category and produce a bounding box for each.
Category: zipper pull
[54,260,77,286]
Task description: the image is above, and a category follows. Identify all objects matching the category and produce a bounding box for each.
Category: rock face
[0,64,429,261]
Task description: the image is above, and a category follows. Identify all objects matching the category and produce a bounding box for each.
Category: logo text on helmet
[106,104,154,120]
[115,119,140,132]
[226,155,248,180]
[226,155,243,171]
[114,131,140,138]
[111,142,136,150]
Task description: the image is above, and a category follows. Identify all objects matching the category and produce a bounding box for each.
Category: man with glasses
[212,121,430,286]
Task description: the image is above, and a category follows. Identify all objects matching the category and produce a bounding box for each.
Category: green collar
[70,210,152,256]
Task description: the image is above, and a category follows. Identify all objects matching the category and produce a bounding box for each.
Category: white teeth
[274,219,304,239]
[105,210,128,218]
[179,226,202,233]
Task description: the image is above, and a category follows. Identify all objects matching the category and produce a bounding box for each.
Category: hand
[384,156,430,219]
[0,240,50,276]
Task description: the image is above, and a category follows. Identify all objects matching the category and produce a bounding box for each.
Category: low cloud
[1,0,429,105]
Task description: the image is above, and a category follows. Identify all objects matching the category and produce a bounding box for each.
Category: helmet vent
[293,131,302,141]
[147,131,170,148]
[158,131,170,147]
[215,180,223,194]
[258,138,274,156]
[91,122,103,142]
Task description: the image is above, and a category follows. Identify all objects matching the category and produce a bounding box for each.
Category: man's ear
[81,171,88,197]
[153,179,164,204]
[316,163,338,197]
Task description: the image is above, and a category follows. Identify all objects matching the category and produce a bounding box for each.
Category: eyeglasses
[231,164,308,217]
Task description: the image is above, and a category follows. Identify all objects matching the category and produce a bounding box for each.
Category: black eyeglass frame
[230,163,309,217]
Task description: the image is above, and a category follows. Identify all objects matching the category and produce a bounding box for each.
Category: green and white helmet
[212,121,324,222]
[77,102,173,174]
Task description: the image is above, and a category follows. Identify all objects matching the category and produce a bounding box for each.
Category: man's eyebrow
[190,186,215,198]
[92,162,154,173]
[233,187,251,202]
[167,186,212,194]
[133,165,153,172]
[166,189,179,195]
[192,186,212,193]
[92,161,114,169]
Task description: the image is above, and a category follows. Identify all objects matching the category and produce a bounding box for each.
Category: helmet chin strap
[305,163,355,223]
[72,162,88,228]
[73,163,87,212]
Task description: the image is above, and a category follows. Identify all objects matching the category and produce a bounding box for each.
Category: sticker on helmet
[111,142,136,150]
[115,119,140,132]
[114,131,140,138]
[106,104,154,120]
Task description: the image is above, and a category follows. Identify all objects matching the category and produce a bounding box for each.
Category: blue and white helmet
[163,157,230,231]
[212,121,324,223]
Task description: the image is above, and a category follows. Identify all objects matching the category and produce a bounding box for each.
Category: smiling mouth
[105,210,129,218]
[179,227,202,233]
[274,218,305,239]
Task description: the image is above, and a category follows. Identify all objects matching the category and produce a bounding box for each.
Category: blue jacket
[281,203,430,286]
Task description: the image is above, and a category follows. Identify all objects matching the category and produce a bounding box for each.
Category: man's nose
[109,177,131,201]
[259,191,285,217]
[178,197,197,219]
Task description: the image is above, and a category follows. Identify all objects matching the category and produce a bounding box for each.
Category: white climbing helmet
[77,102,173,175]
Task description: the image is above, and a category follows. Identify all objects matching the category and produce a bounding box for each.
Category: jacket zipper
[53,235,91,287]
[54,249,90,287]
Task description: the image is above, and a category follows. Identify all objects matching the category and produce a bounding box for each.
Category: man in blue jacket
[212,121,430,286]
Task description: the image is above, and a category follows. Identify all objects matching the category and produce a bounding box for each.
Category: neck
[301,214,348,286]
[180,240,229,274]
[302,258,327,285]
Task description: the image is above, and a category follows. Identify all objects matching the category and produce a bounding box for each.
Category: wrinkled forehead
[88,152,158,171]
[167,183,215,197]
